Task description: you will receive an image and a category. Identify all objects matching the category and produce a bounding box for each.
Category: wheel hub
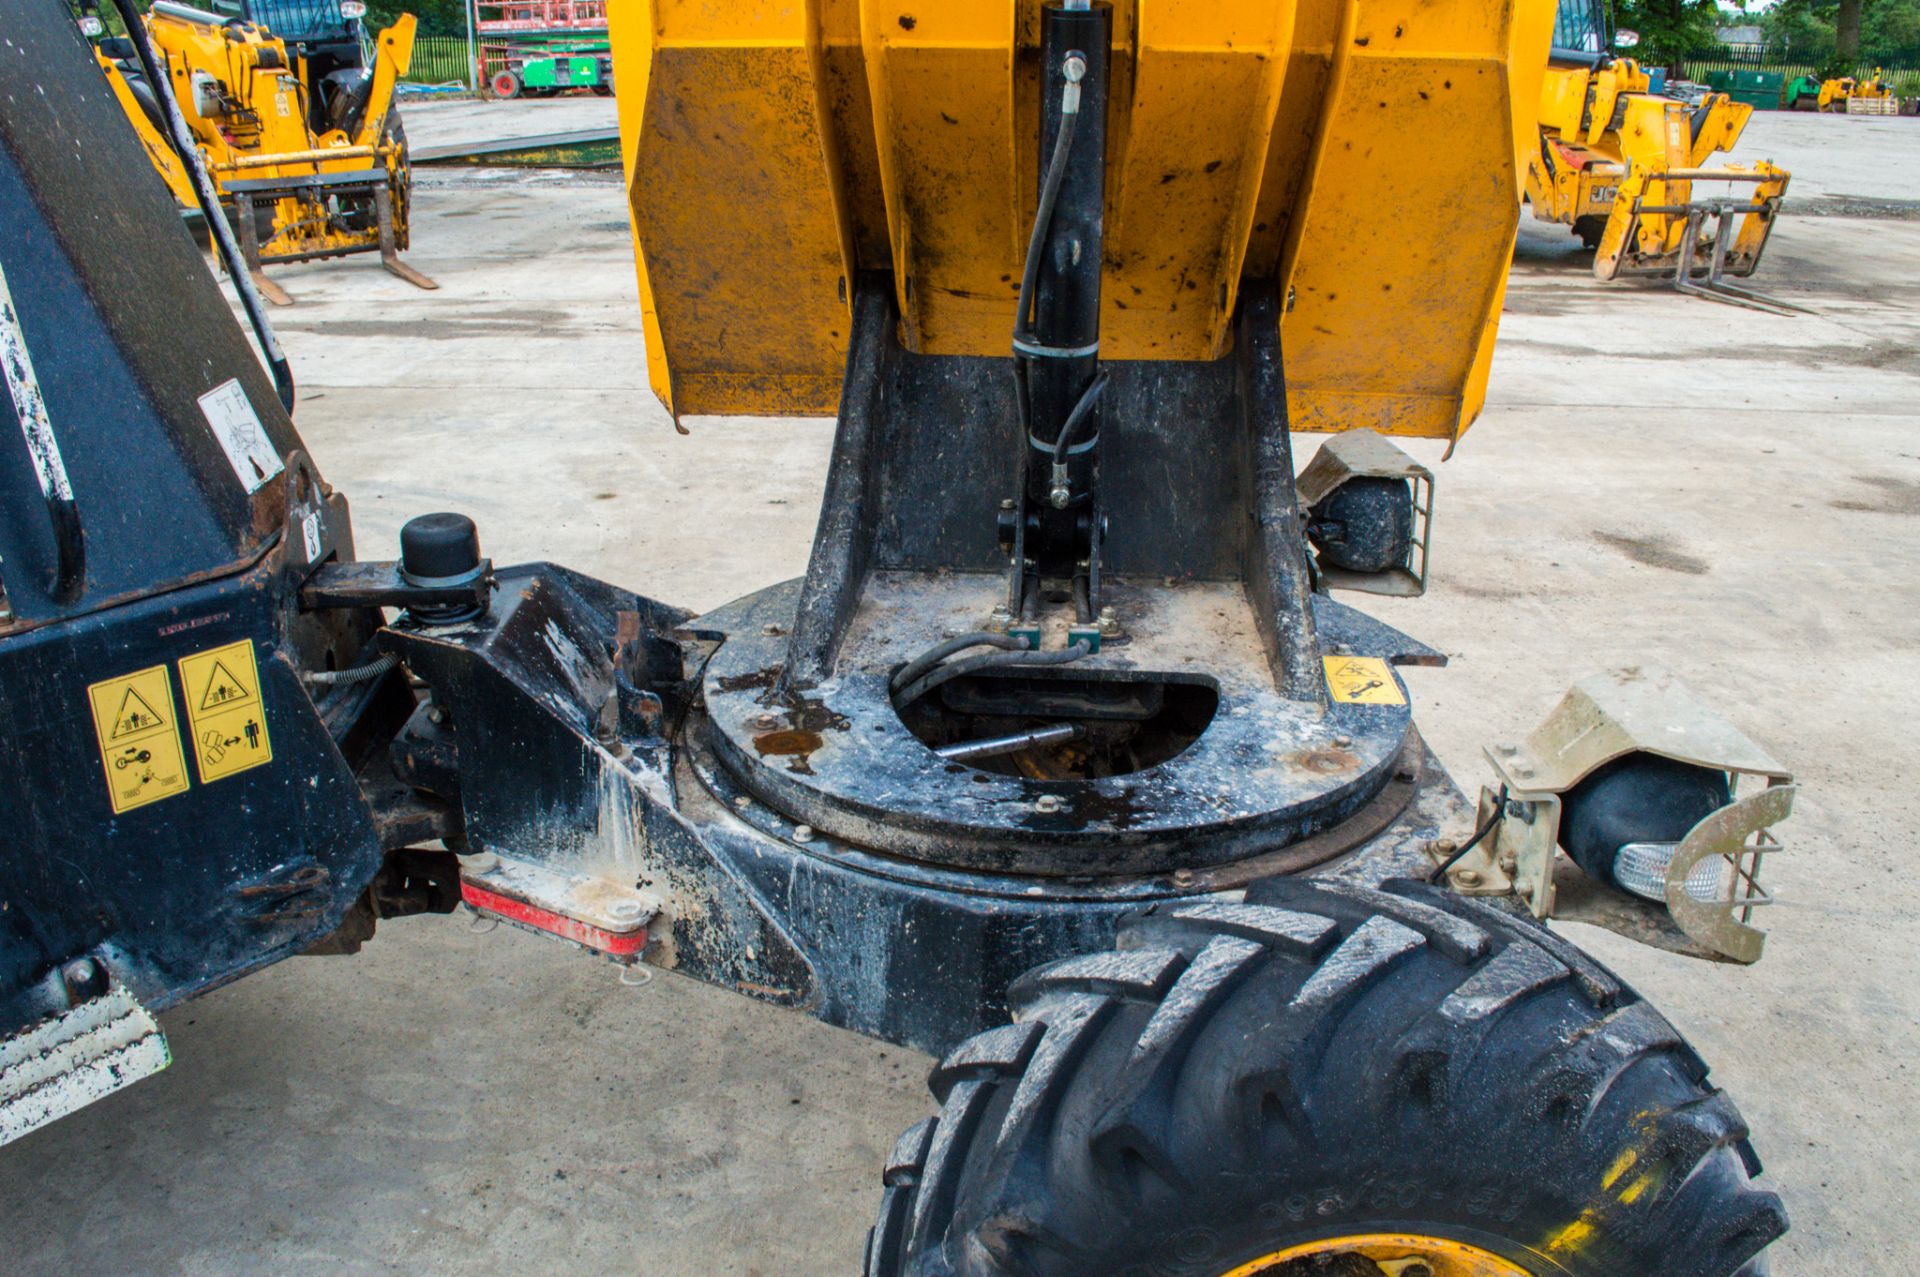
[1220,1233,1534,1277]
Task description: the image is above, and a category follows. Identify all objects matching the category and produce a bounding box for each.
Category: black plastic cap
[399,512,482,582]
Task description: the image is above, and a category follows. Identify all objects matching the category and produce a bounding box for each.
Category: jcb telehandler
[83,0,434,303]
[3,1,1790,1272]
[1525,0,1797,313]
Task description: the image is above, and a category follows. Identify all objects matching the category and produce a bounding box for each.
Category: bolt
[463,851,500,874]
[1333,734,1353,748]
[793,824,815,843]
[426,704,446,725]
[754,713,779,730]
[1452,868,1483,888]
[732,795,751,810]
[1515,875,1536,898]
[1494,741,1518,756]
[1512,763,1534,779]
[1498,851,1518,873]
[1431,838,1457,857]
[1000,498,1015,510]
[1171,868,1196,888]
[1035,794,1063,814]
[608,900,645,922]
[762,622,785,637]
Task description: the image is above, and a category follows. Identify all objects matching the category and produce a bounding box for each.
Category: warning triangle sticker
[198,659,253,711]
[111,687,167,738]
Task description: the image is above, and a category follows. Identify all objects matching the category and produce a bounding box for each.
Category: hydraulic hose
[108,0,297,414]
[894,639,1093,711]
[890,631,1030,695]
[1012,54,1085,448]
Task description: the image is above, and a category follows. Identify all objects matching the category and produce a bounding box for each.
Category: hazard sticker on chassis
[85,664,191,813]
[178,639,274,784]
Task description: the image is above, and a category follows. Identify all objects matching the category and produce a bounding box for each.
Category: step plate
[0,986,170,1147]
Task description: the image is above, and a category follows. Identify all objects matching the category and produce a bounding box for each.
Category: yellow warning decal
[86,665,192,813]
[1324,655,1406,705]
[178,639,273,784]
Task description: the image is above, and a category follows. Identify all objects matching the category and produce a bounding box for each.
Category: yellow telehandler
[1524,0,1798,312]
[86,0,434,303]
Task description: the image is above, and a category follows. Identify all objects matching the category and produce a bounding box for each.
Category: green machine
[489,48,612,99]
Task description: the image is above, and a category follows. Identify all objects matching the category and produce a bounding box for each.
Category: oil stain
[1592,531,1709,576]
[1830,474,1920,516]
[716,665,781,694]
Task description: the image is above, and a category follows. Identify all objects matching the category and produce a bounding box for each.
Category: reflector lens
[340,1,368,18]
[1615,840,1724,902]
[78,16,104,36]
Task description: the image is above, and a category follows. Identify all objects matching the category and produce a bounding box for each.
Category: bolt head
[608,900,644,921]
[1333,734,1353,748]
[1171,868,1196,887]
[1452,868,1484,888]
[792,824,815,843]
[754,713,779,730]
[1035,795,1063,814]
[762,622,784,637]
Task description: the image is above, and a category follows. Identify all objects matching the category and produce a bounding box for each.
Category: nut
[754,713,779,730]
[792,824,815,843]
[1035,794,1063,814]
[1171,867,1196,888]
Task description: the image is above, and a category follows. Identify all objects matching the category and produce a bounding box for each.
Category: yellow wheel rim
[1219,1232,1534,1277]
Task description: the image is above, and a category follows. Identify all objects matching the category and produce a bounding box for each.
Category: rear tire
[1574,215,1608,251]
[491,69,523,100]
[865,878,1783,1277]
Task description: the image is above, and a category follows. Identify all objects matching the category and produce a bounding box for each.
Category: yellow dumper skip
[608,0,1558,445]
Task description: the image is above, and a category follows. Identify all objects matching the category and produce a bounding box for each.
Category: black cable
[109,0,297,414]
[1050,368,1109,465]
[1429,784,1509,884]
[1015,106,1079,344]
[1012,88,1081,448]
[889,631,1029,694]
[894,640,1093,710]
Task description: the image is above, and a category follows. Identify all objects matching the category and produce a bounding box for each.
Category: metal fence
[406,35,474,87]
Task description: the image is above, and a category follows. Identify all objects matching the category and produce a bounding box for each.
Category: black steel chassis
[0,0,1481,1066]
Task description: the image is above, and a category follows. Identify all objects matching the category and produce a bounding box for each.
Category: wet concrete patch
[1592,531,1710,575]
[1830,474,1920,516]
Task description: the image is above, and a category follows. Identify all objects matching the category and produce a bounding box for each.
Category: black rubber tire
[1574,215,1608,251]
[865,877,1783,1277]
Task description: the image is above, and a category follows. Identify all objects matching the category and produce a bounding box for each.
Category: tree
[1611,0,1725,69]
[1838,0,1864,57]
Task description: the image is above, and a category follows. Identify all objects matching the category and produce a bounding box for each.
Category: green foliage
[365,1,469,39]
[1613,0,1728,69]
[1759,0,1920,68]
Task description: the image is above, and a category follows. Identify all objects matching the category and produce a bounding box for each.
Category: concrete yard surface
[2,105,1917,1273]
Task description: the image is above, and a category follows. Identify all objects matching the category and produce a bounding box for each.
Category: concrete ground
[3,106,1918,1273]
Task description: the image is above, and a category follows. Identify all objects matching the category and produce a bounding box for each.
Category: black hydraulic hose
[108,0,297,414]
[894,640,1093,711]
[890,631,1029,695]
[1050,368,1109,465]
[1012,83,1081,446]
[1014,105,1080,344]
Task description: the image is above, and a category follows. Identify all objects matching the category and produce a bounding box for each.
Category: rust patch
[1285,746,1359,775]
